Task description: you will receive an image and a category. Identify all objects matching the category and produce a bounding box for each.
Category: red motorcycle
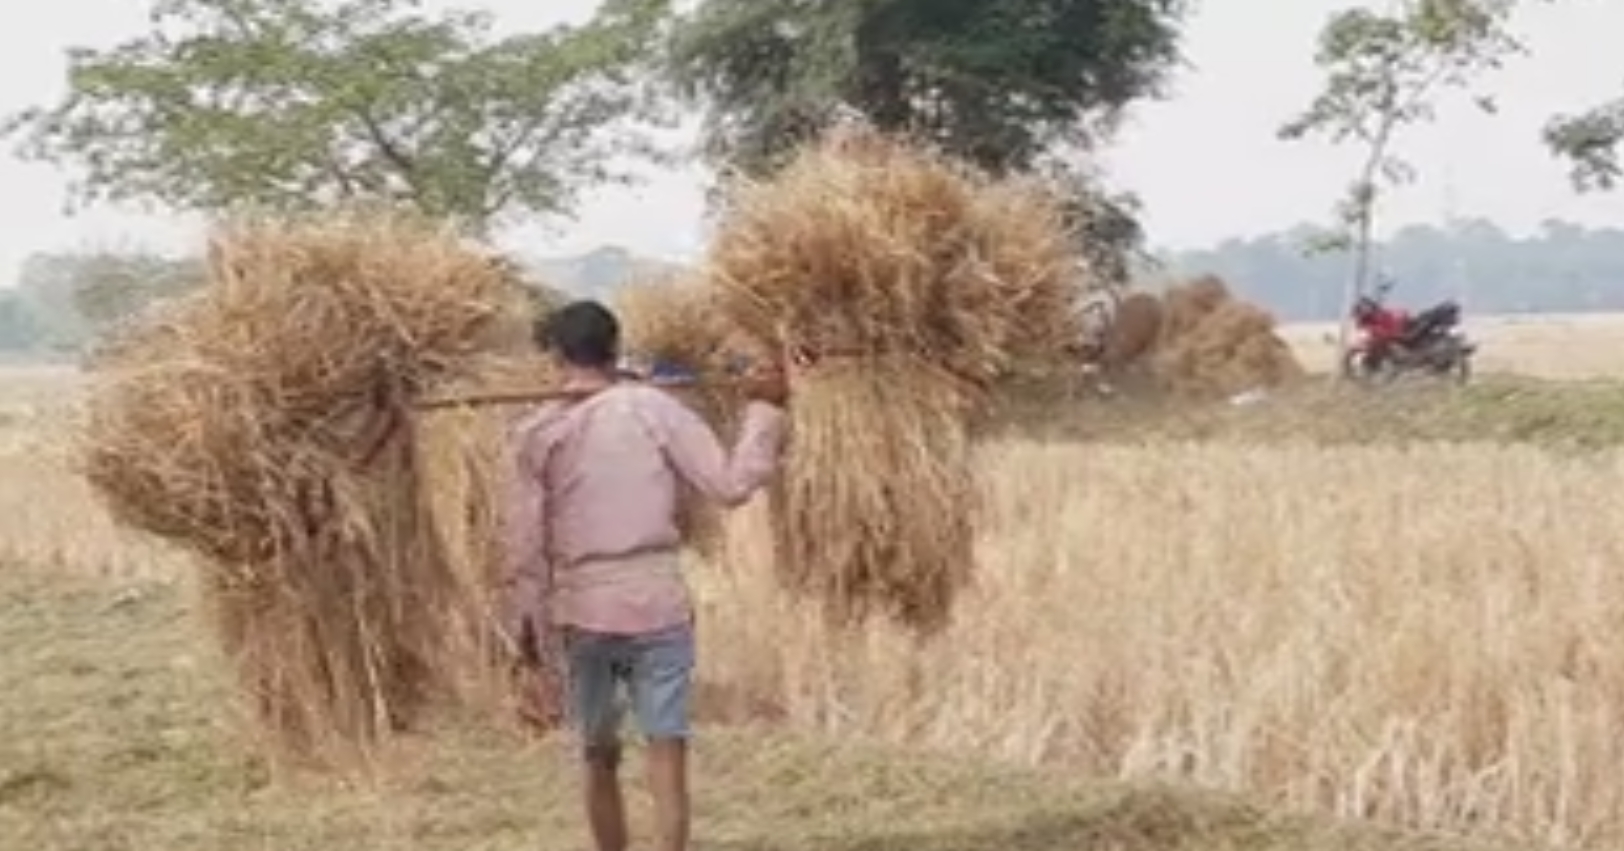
[1342,279,1475,385]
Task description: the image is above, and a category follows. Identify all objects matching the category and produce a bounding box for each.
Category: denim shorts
[561,623,695,746]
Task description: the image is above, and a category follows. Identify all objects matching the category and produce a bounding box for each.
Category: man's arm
[647,393,787,508]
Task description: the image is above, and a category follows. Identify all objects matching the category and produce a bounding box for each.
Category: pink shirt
[502,382,787,635]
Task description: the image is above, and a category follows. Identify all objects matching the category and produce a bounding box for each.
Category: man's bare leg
[645,738,689,851]
[583,744,629,851]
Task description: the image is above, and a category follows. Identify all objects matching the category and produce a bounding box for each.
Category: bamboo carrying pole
[413,377,720,411]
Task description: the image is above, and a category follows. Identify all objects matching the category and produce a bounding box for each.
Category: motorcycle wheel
[1423,339,1471,386]
[1449,352,1472,386]
[1341,349,1391,387]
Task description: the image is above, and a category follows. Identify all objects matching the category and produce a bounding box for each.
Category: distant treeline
[1151,218,1624,322]
[0,245,676,356]
[3,218,1622,354]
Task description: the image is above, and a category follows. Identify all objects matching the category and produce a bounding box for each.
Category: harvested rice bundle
[615,274,731,378]
[205,430,440,757]
[769,357,977,634]
[970,176,1096,376]
[612,274,746,436]
[413,403,526,712]
[707,131,1082,396]
[83,356,279,567]
[1099,291,1165,372]
[705,128,1081,634]
[1158,274,1231,341]
[80,210,519,763]
[413,333,560,692]
[1151,276,1305,399]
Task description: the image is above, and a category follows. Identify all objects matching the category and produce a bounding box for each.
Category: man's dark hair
[537,300,620,368]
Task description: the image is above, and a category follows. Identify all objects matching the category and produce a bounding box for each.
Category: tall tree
[2,0,671,234]
[1545,96,1623,191]
[666,0,1185,178]
[664,0,1185,285]
[1280,0,1522,356]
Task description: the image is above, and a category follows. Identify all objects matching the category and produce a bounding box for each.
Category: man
[502,300,789,851]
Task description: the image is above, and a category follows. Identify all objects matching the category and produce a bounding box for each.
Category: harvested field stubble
[700,438,1624,849]
[704,128,1084,634]
[77,212,531,763]
[10,364,1624,846]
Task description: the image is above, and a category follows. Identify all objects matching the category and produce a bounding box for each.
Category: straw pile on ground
[1098,291,1165,373]
[704,128,1085,635]
[1150,275,1305,399]
[80,212,526,763]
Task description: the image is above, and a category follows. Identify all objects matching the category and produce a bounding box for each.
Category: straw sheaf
[704,130,1086,392]
[1151,276,1306,399]
[1098,291,1165,372]
[84,216,514,568]
[769,357,977,636]
[79,211,523,762]
[699,129,1085,635]
[615,274,732,376]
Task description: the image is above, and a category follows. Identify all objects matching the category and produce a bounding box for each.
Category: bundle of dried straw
[81,211,531,763]
[1152,276,1305,399]
[704,128,1084,634]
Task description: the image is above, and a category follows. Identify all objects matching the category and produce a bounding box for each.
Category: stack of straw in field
[703,127,1085,635]
[80,212,535,763]
[1150,275,1305,399]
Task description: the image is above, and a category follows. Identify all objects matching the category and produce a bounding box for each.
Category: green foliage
[2,0,672,231]
[664,0,1183,287]
[1282,1,1519,145]
[1042,166,1155,286]
[665,0,1187,177]
[1545,96,1623,192]
[1280,0,1521,351]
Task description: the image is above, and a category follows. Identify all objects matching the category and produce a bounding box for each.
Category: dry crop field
[4,330,1624,850]
[1279,311,1624,379]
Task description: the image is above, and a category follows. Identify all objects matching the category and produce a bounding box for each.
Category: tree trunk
[1337,135,1390,381]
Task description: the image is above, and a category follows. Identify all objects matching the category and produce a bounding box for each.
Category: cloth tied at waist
[554,547,682,590]
[545,547,688,629]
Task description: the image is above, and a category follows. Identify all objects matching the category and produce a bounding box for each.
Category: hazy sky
[0,0,1620,289]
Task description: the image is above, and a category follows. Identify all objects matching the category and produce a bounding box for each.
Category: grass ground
[1001,374,1624,449]
[0,567,1506,851]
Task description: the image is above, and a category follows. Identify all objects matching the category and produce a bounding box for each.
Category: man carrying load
[502,300,791,851]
